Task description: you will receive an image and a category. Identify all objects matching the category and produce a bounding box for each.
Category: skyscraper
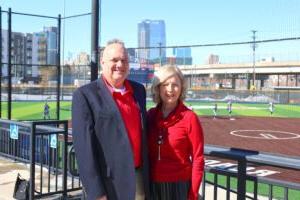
[44,26,58,65]
[138,19,166,63]
[1,30,26,78]
[207,54,220,64]
[173,47,193,65]
[1,26,58,82]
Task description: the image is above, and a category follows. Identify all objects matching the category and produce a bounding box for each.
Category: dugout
[273,86,300,104]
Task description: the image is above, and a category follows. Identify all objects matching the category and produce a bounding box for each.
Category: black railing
[0,119,82,200]
[202,145,300,200]
[0,119,300,199]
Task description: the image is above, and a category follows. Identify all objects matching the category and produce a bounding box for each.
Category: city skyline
[1,0,300,64]
[138,19,166,62]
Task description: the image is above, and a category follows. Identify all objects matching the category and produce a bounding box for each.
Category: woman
[147,65,204,200]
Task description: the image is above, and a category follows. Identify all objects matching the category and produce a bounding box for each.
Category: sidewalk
[0,156,30,200]
[0,156,81,200]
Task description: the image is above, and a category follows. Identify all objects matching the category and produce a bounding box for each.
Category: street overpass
[178,61,300,75]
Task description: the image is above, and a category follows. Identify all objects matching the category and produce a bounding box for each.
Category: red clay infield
[200,116,300,183]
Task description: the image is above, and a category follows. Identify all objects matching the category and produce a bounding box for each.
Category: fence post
[91,0,100,81]
[237,158,247,200]
[29,122,36,200]
[56,15,61,120]
[8,8,12,119]
[62,121,68,198]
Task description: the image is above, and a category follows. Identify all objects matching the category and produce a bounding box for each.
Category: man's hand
[96,195,107,200]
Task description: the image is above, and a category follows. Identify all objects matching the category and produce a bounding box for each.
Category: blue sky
[1,0,300,63]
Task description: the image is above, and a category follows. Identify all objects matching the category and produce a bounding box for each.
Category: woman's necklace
[157,103,178,161]
[157,134,163,160]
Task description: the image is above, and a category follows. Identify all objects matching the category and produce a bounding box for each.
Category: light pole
[251,30,257,90]
[158,42,162,67]
[61,0,66,100]
[91,0,100,81]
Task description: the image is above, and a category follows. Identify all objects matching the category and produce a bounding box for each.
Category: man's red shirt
[102,76,142,167]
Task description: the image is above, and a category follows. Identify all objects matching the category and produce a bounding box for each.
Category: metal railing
[1,119,300,199]
[202,145,300,200]
[0,119,82,199]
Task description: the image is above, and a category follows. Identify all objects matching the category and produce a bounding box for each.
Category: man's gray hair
[101,38,127,58]
[106,38,125,47]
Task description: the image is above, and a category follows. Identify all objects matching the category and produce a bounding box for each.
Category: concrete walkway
[0,156,30,200]
[0,156,81,200]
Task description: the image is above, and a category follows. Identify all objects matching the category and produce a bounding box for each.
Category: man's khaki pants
[135,168,145,200]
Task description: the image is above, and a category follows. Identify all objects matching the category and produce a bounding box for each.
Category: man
[269,101,275,115]
[43,101,50,119]
[227,100,232,117]
[72,39,150,200]
[212,103,218,119]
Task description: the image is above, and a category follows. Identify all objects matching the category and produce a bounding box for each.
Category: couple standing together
[72,39,204,200]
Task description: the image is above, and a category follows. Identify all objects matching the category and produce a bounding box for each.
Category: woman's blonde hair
[151,65,187,104]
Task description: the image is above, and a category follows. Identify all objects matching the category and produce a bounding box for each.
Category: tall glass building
[44,26,58,65]
[173,47,193,65]
[138,19,166,63]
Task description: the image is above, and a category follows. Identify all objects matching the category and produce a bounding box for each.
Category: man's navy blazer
[72,78,150,200]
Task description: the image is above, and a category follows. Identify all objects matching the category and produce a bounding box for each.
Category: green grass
[0,101,72,120]
[149,101,300,118]
[205,173,300,200]
[1,100,300,120]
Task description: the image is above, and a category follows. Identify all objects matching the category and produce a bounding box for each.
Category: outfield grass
[186,102,300,118]
[0,101,72,120]
[149,101,300,118]
[1,100,300,120]
[205,173,300,200]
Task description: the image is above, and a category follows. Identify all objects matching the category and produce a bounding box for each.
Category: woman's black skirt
[150,181,190,200]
